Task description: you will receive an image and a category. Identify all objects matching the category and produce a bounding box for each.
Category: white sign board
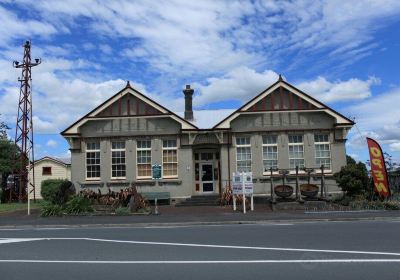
[232,172,253,195]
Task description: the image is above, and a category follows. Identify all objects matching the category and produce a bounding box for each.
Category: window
[111,141,126,179]
[314,134,331,170]
[288,135,304,169]
[236,136,251,172]
[200,153,213,161]
[162,139,178,177]
[137,140,151,178]
[42,167,52,175]
[86,142,100,179]
[262,135,278,171]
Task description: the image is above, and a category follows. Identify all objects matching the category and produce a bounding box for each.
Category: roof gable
[61,83,197,135]
[34,156,71,166]
[213,79,354,129]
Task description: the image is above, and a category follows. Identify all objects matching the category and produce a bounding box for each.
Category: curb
[0,215,399,230]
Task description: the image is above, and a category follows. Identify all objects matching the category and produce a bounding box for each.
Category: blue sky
[0,0,400,164]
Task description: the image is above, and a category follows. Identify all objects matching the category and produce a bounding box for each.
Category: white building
[28,157,71,199]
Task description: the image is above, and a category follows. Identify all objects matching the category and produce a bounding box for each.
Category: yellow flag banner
[366,137,391,198]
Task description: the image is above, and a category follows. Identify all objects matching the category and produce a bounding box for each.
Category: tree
[0,115,10,140]
[334,155,369,197]
[0,139,19,202]
[0,115,17,202]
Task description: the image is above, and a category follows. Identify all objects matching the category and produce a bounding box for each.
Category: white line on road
[0,259,399,264]
[0,238,44,244]
[1,237,400,257]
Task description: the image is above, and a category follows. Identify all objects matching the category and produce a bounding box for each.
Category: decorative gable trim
[213,79,354,129]
[61,83,197,135]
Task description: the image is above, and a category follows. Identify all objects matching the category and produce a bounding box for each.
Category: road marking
[0,238,42,244]
[84,238,400,257]
[0,259,399,264]
[1,237,400,257]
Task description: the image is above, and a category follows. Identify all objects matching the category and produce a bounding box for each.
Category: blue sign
[152,165,162,179]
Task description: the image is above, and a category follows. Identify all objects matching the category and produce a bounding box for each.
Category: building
[28,156,71,199]
[61,77,353,202]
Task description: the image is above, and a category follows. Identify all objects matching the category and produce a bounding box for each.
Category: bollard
[154,197,159,215]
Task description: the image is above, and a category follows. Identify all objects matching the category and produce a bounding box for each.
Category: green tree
[0,116,17,202]
[334,155,369,197]
[0,115,10,140]
[0,139,19,202]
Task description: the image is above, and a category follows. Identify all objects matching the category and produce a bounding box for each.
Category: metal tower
[13,41,41,202]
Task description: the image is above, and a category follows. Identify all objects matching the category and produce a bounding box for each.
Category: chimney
[183,84,194,121]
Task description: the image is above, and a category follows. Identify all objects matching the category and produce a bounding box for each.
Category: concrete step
[175,194,220,207]
[175,201,220,207]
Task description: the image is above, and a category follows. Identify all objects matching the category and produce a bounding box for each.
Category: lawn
[0,201,44,213]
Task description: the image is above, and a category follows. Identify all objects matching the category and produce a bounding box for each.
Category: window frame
[111,141,126,180]
[136,139,152,179]
[288,135,305,170]
[314,133,332,172]
[235,136,252,173]
[42,166,52,176]
[162,139,178,179]
[85,141,101,181]
[262,135,278,174]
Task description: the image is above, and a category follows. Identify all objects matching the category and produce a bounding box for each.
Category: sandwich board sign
[232,172,254,213]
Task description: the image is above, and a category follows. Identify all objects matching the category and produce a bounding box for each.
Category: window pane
[236,137,250,146]
[262,135,277,144]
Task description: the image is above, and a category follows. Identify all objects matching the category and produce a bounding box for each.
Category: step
[175,201,220,207]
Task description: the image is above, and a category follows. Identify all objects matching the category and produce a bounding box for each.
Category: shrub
[64,196,93,215]
[384,200,400,210]
[41,179,74,205]
[41,201,64,217]
[115,207,131,216]
[334,157,369,197]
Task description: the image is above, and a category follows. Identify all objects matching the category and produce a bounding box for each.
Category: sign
[232,172,253,195]
[152,165,162,180]
[367,138,391,198]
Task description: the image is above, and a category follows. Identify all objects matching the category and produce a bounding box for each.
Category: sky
[0,0,400,164]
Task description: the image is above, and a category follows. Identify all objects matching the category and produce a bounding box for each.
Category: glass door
[200,163,214,193]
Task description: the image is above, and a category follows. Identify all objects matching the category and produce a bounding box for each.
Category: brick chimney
[183,84,194,121]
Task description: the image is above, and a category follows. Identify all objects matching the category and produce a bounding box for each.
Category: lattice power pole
[13,41,41,202]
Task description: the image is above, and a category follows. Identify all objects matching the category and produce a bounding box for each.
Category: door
[201,163,214,192]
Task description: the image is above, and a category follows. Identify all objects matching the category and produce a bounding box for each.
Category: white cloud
[99,44,112,55]
[345,87,400,154]
[0,6,57,46]
[195,67,278,106]
[46,139,58,148]
[389,143,400,152]
[8,0,400,74]
[297,76,380,103]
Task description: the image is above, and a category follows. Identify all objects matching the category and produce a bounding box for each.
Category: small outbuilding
[28,156,71,199]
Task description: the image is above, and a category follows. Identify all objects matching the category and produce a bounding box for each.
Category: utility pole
[13,40,41,203]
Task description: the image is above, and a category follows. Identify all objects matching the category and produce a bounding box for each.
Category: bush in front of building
[64,196,94,215]
[41,201,64,217]
[41,179,74,205]
[334,156,369,197]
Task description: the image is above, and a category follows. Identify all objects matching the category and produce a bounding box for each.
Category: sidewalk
[1,204,400,228]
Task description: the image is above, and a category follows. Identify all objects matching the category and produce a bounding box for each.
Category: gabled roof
[61,82,197,135]
[34,156,71,166]
[213,77,355,129]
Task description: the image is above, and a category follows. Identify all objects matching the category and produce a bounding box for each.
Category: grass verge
[0,201,44,213]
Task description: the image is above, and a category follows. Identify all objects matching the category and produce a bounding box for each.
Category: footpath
[1,204,400,228]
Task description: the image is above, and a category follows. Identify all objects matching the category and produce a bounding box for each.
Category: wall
[70,137,194,200]
[79,117,180,137]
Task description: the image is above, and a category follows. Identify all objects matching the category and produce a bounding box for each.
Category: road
[0,220,400,279]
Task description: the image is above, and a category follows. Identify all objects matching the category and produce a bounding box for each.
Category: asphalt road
[1,220,400,280]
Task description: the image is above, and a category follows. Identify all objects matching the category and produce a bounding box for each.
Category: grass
[0,200,44,213]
